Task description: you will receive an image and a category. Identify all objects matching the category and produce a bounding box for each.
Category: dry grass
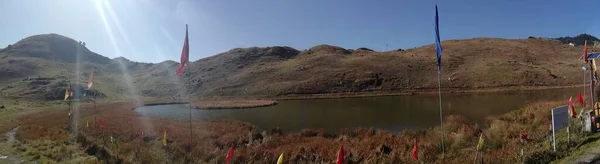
[8,99,598,163]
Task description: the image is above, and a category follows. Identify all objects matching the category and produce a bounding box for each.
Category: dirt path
[5,126,19,143]
[571,147,600,164]
[0,126,25,163]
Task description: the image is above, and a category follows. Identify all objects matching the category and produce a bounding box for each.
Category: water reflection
[136,88,579,132]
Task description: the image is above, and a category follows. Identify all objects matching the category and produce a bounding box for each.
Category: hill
[0,34,592,101]
[553,33,600,46]
[185,38,586,97]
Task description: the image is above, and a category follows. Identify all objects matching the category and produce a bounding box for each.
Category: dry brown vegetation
[6,100,597,163]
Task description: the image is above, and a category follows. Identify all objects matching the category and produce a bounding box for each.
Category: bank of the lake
[132,99,278,110]
[11,99,599,163]
[272,85,585,100]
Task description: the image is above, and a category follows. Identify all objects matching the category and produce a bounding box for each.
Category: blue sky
[1,0,600,63]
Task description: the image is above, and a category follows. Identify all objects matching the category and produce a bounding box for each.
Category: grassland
[0,99,597,163]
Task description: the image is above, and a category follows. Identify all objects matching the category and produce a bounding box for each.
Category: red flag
[176,24,190,77]
[99,118,104,129]
[87,70,94,89]
[412,138,418,160]
[519,130,528,140]
[569,96,577,118]
[578,92,585,107]
[225,144,234,164]
[336,146,344,164]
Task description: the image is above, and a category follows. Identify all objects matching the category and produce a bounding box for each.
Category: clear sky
[1,0,600,63]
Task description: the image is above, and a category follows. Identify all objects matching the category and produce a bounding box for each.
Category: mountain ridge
[0,33,592,101]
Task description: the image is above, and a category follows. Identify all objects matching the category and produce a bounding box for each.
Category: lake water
[135,88,581,132]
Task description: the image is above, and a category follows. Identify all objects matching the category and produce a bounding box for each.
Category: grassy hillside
[0,34,591,101]
[187,38,587,97]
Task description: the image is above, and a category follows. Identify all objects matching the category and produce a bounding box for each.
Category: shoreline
[127,85,582,110]
[132,99,278,110]
[270,85,583,100]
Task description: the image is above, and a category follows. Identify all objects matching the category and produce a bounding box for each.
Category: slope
[183,38,586,97]
[0,34,591,101]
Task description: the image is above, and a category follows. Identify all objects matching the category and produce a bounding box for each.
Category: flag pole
[68,79,73,133]
[184,24,194,158]
[187,62,193,154]
[434,5,445,158]
[437,71,444,157]
[92,69,97,130]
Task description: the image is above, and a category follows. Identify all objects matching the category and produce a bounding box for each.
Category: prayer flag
[336,146,344,164]
[225,144,234,164]
[435,5,443,73]
[277,152,284,164]
[412,138,418,160]
[477,133,485,150]
[176,25,190,77]
[163,130,167,146]
[87,70,94,89]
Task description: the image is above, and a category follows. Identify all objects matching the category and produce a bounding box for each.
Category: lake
[135,87,581,132]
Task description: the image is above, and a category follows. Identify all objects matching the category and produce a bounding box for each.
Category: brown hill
[0,34,590,101]
[187,38,585,97]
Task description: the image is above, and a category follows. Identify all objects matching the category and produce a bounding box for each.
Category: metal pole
[93,69,97,130]
[187,63,193,154]
[584,68,586,106]
[437,72,444,157]
[185,24,194,158]
[567,126,570,145]
[552,110,556,152]
[591,63,595,108]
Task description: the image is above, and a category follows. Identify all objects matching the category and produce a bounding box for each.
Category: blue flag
[435,5,443,73]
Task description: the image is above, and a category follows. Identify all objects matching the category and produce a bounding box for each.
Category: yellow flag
[594,59,597,71]
[68,111,71,116]
[163,130,167,146]
[277,152,284,164]
[86,120,89,128]
[476,133,485,150]
[64,89,70,101]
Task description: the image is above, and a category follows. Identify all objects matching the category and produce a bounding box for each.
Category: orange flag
[336,146,344,164]
[225,144,234,164]
[176,25,190,77]
[87,70,94,89]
